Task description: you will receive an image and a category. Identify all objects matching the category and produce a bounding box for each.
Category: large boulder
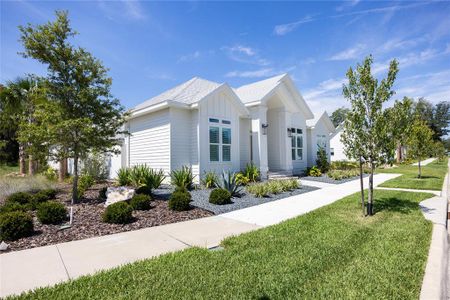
[104,187,135,207]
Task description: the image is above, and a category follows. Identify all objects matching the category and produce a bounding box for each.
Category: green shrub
[5,191,33,205]
[316,146,330,173]
[130,194,152,211]
[330,160,359,170]
[168,189,192,211]
[209,188,232,205]
[246,183,269,198]
[78,174,95,197]
[99,187,108,200]
[143,168,166,190]
[267,180,283,194]
[31,188,58,208]
[235,173,250,186]
[201,171,219,189]
[116,167,132,186]
[0,202,27,214]
[128,165,166,193]
[0,211,34,241]
[219,171,242,196]
[244,163,260,182]
[129,164,150,187]
[135,185,152,196]
[36,201,68,225]
[43,167,58,181]
[327,169,359,180]
[171,166,195,190]
[287,178,300,190]
[102,202,133,224]
[306,166,322,177]
[80,152,109,181]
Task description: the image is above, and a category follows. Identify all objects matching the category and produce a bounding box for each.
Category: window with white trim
[316,134,327,149]
[291,128,303,161]
[209,118,231,162]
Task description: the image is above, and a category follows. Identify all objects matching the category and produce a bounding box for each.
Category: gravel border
[300,174,369,184]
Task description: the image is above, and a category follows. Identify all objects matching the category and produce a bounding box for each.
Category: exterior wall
[128,108,171,176]
[239,117,251,170]
[308,121,332,166]
[290,112,308,174]
[249,106,269,179]
[330,128,349,161]
[198,90,242,178]
[169,107,193,172]
[267,108,282,171]
[190,110,200,179]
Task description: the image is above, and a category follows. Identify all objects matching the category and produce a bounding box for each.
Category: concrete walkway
[0,173,400,298]
[413,157,436,166]
[376,186,441,196]
[299,179,336,188]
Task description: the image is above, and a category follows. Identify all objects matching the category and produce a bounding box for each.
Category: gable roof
[234,73,287,104]
[133,77,221,111]
[306,111,335,133]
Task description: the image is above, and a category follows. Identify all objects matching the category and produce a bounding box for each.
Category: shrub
[102,202,133,224]
[244,163,260,182]
[129,165,150,187]
[201,171,219,189]
[0,202,27,214]
[144,168,166,190]
[128,165,166,192]
[306,166,322,177]
[246,183,269,198]
[130,194,152,211]
[116,167,132,186]
[0,211,34,241]
[37,201,68,225]
[99,187,108,200]
[235,173,250,186]
[80,152,109,181]
[316,146,330,173]
[0,174,56,202]
[287,178,300,190]
[5,192,33,205]
[77,174,95,197]
[135,185,152,196]
[168,189,192,211]
[267,180,283,194]
[43,167,58,181]
[330,160,359,170]
[327,169,359,180]
[209,188,232,205]
[171,166,195,190]
[219,171,242,197]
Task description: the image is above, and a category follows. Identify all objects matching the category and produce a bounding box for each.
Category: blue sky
[1,1,449,115]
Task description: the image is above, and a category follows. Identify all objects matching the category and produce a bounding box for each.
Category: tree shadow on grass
[374,197,418,215]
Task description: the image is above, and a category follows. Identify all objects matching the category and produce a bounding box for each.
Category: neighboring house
[105,74,334,180]
[330,123,349,161]
[306,111,335,167]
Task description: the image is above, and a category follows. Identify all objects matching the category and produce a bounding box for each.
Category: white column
[250,106,269,179]
[280,110,293,173]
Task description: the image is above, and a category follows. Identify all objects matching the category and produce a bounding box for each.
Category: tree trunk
[19,144,26,175]
[418,160,421,178]
[367,161,374,216]
[359,157,365,217]
[72,155,79,205]
[396,144,402,163]
[59,159,65,182]
[28,155,35,175]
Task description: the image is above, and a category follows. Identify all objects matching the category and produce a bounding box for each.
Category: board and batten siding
[307,121,332,167]
[239,118,251,170]
[128,108,171,176]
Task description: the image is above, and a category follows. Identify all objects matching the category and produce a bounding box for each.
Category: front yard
[13,190,433,299]
[377,158,448,190]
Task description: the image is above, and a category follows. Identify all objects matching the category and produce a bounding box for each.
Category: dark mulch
[300,174,369,184]
[1,183,212,253]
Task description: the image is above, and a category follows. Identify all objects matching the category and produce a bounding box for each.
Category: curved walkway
[413,158,436,166]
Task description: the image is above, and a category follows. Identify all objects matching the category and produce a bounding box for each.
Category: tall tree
[413,98,450,141]
[19,11,127,204]
[342,55,399,216]
[407,119,434,178]
[330,107,350,127]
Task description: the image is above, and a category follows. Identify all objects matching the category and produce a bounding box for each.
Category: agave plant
[144,168,166,190]
[116,167,132,186]
[219,170,242,197]
[171,166,195,190]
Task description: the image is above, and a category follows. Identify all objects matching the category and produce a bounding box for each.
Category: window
[331,148,335,156]
[316,135,327,149]
[291,128,303,160]
[209,118,231,162]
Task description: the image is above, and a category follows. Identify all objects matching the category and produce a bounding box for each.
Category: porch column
[250,106,269,179]
[280,110,293,173]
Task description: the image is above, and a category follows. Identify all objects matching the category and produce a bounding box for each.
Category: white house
[306,111,335,167]
[109,73,334,180]
[330,123,349,161]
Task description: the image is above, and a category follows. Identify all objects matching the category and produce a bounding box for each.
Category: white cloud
[329,44,366,61]
[225,66,296,79]
[123,1,146,20]
[273,16,315,36]
[229,45,255,56]
[336,0,360,12]
[98,0,147,21]
[222,45,270,66]
[178,51,201,62]
[303,78,346,99]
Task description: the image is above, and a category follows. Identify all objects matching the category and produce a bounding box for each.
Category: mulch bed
[1,183,212,253]
[300,174,369,184]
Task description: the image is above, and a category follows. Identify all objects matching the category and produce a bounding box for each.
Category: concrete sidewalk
[0,173,400,298]
[376,186,441,196]
[413,158,436,166]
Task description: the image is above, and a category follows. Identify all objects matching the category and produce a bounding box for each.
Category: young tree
[330,107,350,127]
[19,11,126,204]
[413,99,450,141]
[315,146,330,173]
[407,119,434,178]
[342,55,399,216]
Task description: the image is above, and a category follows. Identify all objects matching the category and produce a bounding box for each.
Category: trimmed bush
[0,211,34,241]
[168,189,191,211]
[0,202,27,214]
[135,185,152,196]
[130,194,152,211]
[37,201,68,225]
[99,187,108,200]
[31,188,58,209]
[5,192,33,205]
[209,188,232,205]
[103,202,133,224]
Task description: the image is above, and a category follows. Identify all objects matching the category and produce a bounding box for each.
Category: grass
[377,158,448,191]
[12,190,433,299]
[0,164,18,177]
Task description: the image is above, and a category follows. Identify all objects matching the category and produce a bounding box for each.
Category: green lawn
[0,164,18,177]
[12,190,433,299]
[377,158,448,190]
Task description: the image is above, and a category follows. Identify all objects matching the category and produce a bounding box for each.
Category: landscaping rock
[105,187,135,207]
